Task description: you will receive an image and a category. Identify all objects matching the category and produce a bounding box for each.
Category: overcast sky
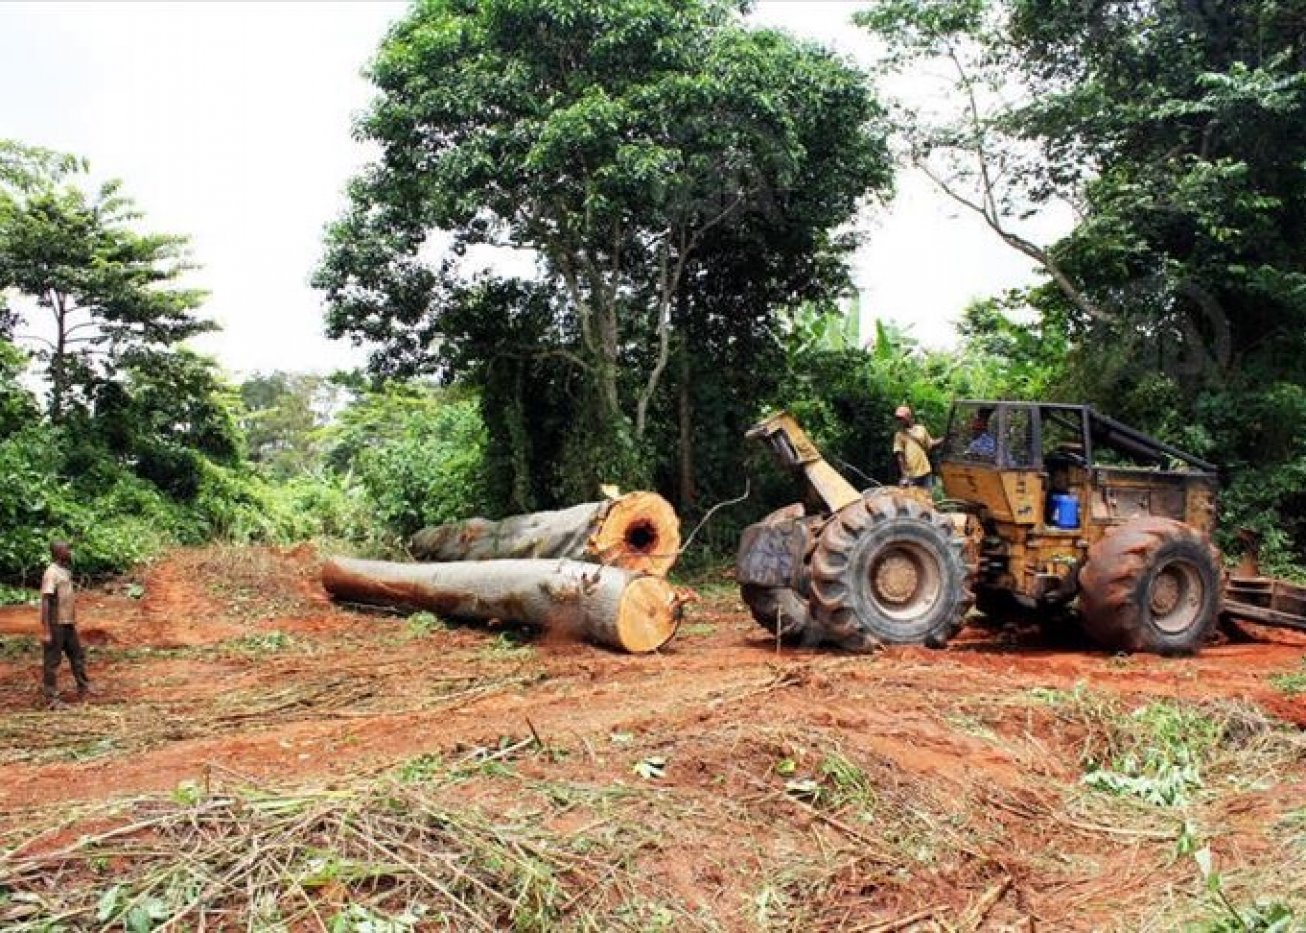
[0,1,1060,378]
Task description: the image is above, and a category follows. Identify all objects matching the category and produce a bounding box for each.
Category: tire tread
[1080,517,1222,654]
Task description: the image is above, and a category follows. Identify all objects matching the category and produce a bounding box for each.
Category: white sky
[0,0,1062,377]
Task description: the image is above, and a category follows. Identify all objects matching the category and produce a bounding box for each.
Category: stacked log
[321,557,683,653]
[409,492,681,577]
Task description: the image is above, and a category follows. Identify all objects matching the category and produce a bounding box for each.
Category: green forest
[3,0,1305,583]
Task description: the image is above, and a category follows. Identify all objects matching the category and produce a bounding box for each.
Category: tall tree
[316,0,890,495]
[239,371,338,475]
[866,0,1306,554]
[856,0,1111,323]
[0,140,85,383]
[863,0,1306,379]
[0,160,211,421]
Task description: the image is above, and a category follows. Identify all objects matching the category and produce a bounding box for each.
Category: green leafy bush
[1079,701,1222,807]
[0,425,192,577]
[0,582,35,606]
[326,386,489,538]
[266,472,374,542]
[0,426,68,578]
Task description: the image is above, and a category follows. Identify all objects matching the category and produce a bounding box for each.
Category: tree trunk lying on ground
[321,557,685,653]
[409,492,681,577]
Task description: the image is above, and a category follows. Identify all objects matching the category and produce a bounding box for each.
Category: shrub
[0,425,196,579]
[265,472,382,545]
[328,387,490,538]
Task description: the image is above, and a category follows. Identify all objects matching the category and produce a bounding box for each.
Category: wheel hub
[874,552,920,605]
[1149,560,1204,634]
[1150,570,1181,616]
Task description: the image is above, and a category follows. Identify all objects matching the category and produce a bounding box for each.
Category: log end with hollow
[591,491,682,576]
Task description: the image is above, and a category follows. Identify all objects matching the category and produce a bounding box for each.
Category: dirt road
[0,546,1302,930]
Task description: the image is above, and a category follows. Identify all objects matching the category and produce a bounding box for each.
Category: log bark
[321,557,683,653]
[409,492,681,577]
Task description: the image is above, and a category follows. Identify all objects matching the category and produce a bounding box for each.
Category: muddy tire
[1079,517,1222,655]
[740,584,812,641]
[737,503,817,643]
[809,493,973,649]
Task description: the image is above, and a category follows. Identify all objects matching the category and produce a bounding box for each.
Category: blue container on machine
[1050,493,1080,529]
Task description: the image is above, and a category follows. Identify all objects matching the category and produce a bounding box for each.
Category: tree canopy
[0,142,258,575]
[316,0,892,502]
[864,0,1306,561]
[0,163,212,421]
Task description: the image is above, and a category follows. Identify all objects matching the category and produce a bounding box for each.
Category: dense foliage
[323,384,489,538]
[5,0,1306,581]
[316,0,892,509]
[1013,0,1306,569]
[0,145,379,577]
[0,134,533,578]
[862,0,1306,568]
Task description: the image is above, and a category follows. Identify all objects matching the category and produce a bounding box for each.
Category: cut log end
[616,575,683,653]
[592,491,682,576]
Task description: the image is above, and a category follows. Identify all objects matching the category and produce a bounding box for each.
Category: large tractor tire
[809,493,974,649]
[740,583,813,642]
[737,503,817,644]
[1079,517,1222,655]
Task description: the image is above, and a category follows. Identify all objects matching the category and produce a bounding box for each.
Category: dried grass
[0,670,532,767]
[0,777,630,931]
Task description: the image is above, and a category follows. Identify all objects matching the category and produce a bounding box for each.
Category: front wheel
[808,493,973,649]
[1079,518,1222,655]
[741,583,812,642]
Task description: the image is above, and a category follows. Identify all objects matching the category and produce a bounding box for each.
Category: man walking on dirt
[40,540,90,707]
[893,405,939,488]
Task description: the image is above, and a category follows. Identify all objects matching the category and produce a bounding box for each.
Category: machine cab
[937,401,1217,535]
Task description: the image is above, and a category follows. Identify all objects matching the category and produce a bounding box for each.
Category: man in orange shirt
[40,540,90,707]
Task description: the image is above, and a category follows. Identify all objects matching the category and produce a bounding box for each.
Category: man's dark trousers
[43,624,88,698]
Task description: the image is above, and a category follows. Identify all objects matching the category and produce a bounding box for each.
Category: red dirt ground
[0,545,1303,930]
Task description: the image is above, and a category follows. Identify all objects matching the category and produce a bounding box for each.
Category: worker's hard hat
[894,405,912,420]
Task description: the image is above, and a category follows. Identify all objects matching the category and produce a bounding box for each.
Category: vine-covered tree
[316,0,891,499]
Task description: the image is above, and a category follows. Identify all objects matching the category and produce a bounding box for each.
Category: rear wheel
[809,493,973,649]
[1079,517,1222,655]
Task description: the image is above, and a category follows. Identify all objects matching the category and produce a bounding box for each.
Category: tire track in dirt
[1,546,1302,829]
[0,653,782,807]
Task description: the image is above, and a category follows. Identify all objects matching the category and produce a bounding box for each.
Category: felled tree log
[321,557,683,653]
[409,492,681,577]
